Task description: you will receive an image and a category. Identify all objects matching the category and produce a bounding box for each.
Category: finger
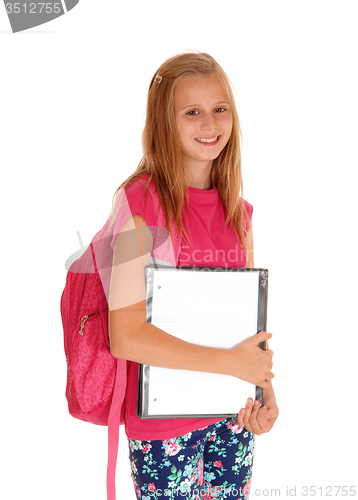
[257,406,273,433]
[255,331,272,345]
[242,398,254,432]
[236,407,245,427]
[248,399,263,435]
[255,332,272,351]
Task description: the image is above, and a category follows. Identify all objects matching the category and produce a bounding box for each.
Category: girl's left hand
[236,396,279,435]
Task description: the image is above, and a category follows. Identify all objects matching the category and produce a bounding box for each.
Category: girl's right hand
[230,331,274,389]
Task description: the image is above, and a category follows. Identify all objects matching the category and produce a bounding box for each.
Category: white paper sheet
[142,268,262,417]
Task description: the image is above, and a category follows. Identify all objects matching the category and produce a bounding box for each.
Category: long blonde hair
[115,52,249,252]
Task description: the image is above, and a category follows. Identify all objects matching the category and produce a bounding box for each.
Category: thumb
[254,330,272,345]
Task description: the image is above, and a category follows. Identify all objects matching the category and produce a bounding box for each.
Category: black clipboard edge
[255,269,269,405]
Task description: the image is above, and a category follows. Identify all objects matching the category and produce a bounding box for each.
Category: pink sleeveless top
[113,175,253,440]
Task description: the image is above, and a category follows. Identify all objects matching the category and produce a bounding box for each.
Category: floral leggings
[128,418,255,500]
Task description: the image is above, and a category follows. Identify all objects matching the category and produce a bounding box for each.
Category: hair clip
[154,75,163,84]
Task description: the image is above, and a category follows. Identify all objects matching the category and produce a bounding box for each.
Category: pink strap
[107,360,127,500]
[136,177,181,263]
[90,242,99,273]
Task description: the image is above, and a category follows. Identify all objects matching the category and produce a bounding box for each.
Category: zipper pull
[79,315,89,336]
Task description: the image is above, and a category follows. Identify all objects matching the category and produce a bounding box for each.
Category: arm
[109,214,274,388]
[236,220,279,433]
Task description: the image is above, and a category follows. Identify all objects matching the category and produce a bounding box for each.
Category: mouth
[195,136,220,145]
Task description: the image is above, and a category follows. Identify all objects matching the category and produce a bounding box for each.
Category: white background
[1,1,357,499]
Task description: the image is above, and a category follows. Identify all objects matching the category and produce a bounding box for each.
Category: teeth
[196,137,218,143]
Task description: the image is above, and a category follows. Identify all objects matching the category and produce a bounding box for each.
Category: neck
[184,161,213,190]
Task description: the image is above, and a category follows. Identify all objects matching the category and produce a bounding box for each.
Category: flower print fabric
[128,418,255,500]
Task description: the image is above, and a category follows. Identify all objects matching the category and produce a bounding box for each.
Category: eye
[186,110,199,116]
[215,107,226,113]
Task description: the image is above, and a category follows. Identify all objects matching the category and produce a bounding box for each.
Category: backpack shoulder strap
[106,359,127,500]
[136,177,181,265]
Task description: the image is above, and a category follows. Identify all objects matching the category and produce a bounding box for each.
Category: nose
[201,112,218,131]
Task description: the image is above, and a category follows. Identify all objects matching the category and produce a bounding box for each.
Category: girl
[108,52,278,500]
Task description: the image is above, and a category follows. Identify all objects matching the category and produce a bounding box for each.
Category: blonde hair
[115,51,249,252]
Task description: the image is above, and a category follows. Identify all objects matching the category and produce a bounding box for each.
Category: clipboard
[137,265,268,419]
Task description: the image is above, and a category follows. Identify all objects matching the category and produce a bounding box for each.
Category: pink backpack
[61,224,128,500]
[61,177,181,500]
[60,240,120,425]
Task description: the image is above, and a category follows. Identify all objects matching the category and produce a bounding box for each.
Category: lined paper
[141,268,262,417]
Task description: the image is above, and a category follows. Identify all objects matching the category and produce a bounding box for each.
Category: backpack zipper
[78,311,99,336]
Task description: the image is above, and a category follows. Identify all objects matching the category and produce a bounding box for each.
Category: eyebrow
[180,101,230,110]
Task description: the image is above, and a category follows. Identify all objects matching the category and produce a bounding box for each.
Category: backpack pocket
[68,311,116,416]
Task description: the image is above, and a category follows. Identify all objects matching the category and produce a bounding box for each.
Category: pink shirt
[118,176,253,440]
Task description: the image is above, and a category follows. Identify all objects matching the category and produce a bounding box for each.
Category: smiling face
[174,73,233,184]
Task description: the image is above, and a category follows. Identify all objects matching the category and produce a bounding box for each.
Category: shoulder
[243,199,253,220]
[123,175,159,227]
[125,174,158,201]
